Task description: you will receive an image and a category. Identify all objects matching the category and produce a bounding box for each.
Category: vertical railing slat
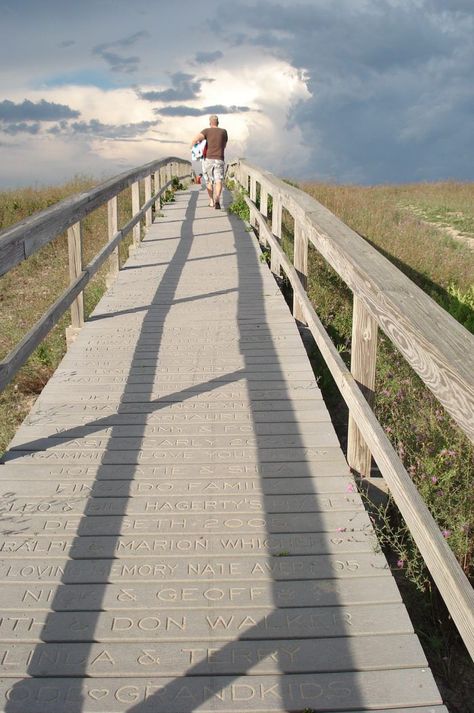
[106,195,119,288]
[260,185,268,218]
[132,181,140,250]
[270,192,282,276]
[65,221,84,346]
[154,170,161,213]
[145,174,152,228]
[347,295,379,477]
[293,219,308,322]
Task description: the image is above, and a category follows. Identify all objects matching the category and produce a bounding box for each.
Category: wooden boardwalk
[0,186,446,712]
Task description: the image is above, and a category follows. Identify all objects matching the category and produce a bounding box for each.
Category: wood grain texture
[0,157,190,277]
[249,197,474,659]
[131,181,140,248]
[293,220,308,323]
[239,161,474,444]
[67,222,84,330]
[106,196,119,287]
[0,188,445,711]
[347,296,378,477]
[144,175,152,228]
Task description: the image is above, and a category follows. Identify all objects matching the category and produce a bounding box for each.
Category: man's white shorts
[202,159,225,183]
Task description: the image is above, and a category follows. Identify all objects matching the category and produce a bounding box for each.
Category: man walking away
[191,115,228,210]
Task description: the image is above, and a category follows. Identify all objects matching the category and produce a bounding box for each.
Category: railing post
[65,221,84,347]
[106,195,119,288]
[347,295,379,477]
[293,220,308,322]
[131,181,140,251]
[260,185,268,218]
[249,175,257,202]
[249,176,257,229]
[270,192,282,276]
[145,174,152,228]
[154,170,161,214]
[160,166,166,198]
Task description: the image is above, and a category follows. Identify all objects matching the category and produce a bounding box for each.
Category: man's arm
[190,131,205,148]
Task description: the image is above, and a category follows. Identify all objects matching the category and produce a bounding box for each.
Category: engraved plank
[39,381,321,397]
[50,371,316,385]
[25,398,326,415]
[0,633,426,677]
[10,421,335,444]
[0,493,363,516]
[0,671,445,712]
[23,405,333,427]
[3,446,346,465]
[0,476,354,498]
[0,603,413,641]
[0,577,400,610]
[0,510,372,536]
[0,552,388,581]
[8,431,339,452]
[0,462,350,479]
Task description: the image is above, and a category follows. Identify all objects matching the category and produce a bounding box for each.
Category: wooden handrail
[0,156,188,277]
[234,163,474,659]
[0,157,191,392]
[238,160,474,444]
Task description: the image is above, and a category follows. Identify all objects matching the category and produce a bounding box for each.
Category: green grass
[246,177,474,711]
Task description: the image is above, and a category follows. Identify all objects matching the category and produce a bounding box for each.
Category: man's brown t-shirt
[202,127,228,160]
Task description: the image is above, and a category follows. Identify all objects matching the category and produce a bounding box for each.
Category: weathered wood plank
[66,221,84,331]
[0,670,443,712]
[0,533,379,559]
[0,603,412,641]
[0,634,426,677]
[347,295,378,477]
[0,577,400,610]
[0,186,446,709]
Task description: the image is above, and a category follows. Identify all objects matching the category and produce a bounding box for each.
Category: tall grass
[0,178,139,455]
[282,180,474,711]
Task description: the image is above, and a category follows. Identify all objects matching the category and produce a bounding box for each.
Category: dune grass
[3,176,474,711]
[0,178,139,455]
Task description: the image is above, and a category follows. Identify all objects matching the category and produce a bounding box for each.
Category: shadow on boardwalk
[1,187,408,712]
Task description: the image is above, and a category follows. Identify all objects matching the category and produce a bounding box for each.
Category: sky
[0,0,473,188]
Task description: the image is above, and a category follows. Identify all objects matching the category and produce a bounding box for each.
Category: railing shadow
[1,187,386,712]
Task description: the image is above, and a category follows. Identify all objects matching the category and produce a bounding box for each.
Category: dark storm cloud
[2,122,41,135]
[68,118,160,138]
[0,99,80,121]
[214,0,474,183]
[154,104,254,117]
[194,51,223,64]
[140,73,205,102]
[93,31,150,73]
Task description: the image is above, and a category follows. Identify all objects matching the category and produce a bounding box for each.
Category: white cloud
[1,0,473,186]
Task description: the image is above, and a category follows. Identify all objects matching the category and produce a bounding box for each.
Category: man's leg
[202,160,214,206]
[206,181,214,206]
[214,180,222,205]
[213,162,225,209]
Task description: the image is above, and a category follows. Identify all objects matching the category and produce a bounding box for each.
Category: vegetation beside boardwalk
[0,176,180,457]
[229,177,474,711]
[1,176,473,710]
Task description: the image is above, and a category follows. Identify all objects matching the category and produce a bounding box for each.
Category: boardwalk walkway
[0,186,445,711]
